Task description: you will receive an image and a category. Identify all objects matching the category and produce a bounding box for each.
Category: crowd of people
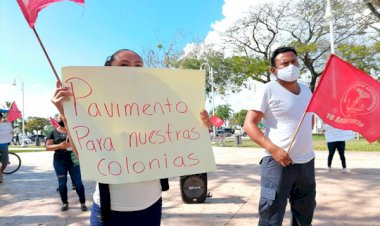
[2,46,356,226]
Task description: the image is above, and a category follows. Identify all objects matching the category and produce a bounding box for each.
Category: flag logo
[341,82,379,117]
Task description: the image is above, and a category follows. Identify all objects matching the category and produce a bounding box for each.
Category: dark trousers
[53,152,86,204]
[0,146,9,169]
[259,156,316,226]
[327,141,346,168]
[90,198,162,226]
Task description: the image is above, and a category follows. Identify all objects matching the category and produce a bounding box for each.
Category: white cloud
[198,0,276,113]
[182,42,199,57]
[0,83,57,119]
[205,78,266,113]
[204,0,276,53]
[182,0,276,57]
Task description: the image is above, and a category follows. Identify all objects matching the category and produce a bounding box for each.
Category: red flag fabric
[17,0,85,28]
[7,102,22,122]
[210,115,224,127]
[306,54,380,143]
[50,117,59,128]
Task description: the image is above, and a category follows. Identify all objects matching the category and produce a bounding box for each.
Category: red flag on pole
[306,54,380,143]
[7,102,22,122]
[50,117,59,128]
[210,115,224,127]
[17,0,85,28]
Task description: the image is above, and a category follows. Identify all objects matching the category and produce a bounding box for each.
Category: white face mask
[276,64,300,82]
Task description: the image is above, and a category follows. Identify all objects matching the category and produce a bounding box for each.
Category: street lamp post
[200,63,216,140]
[12,77,26,147]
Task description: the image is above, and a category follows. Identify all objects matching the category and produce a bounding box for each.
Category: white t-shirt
[93,180,162,211]
[323,124,354,142]
[247,81,314,163]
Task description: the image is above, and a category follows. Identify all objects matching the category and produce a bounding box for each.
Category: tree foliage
[214,104,233,122]
[142,0,379,100]
[230,110,248,127]
[222,0,378,92]
[25,117,50,135]
[173,48,234,95]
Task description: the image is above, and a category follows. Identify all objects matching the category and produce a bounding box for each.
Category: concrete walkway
[1,148,379,226]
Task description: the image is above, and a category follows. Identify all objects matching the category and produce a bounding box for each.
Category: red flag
[210,115,224,127]
[7,102,22,122]
[50,117,59,128]
[17,0,85,28]
[306,54,380,142]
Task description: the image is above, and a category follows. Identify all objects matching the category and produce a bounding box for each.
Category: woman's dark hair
[270,47,298,67]
[0,112,3,118]
[104,49,142,66]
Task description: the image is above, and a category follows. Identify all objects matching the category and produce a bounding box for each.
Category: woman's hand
[51,80,72,115]
[200,110,212,128]
[59,141,70,150]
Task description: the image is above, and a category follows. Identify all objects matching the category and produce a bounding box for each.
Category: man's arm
[243,110,292,167]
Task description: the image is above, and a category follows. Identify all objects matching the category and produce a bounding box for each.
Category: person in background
[45,114,87,211]
[51,49,211,226]
[14,133,20,145]
[322,123,353,172]
[0,112,10,183]
[243,46,316,226]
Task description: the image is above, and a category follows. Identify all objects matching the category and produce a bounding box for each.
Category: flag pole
[32,27,62,86]
[286,111,308,153]
[325,0,335,54]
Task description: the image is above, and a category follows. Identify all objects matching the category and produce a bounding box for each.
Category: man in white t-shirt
[244,47,316,226]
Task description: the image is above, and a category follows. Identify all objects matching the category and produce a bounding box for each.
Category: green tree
[230,110,248,127]
[25,117,50,146]
[224,1,289,83]
[223,0,378,92]
[175,48,241,96]
[25,117,50,134]
[336,43,380,74]
[285,0,377,91]
[214,104,233,124]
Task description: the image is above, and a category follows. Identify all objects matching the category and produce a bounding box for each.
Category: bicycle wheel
[3,152,21,174]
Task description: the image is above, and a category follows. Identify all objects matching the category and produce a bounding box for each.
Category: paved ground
[1,147,379,226]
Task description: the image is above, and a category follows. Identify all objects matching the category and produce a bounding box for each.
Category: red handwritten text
[97,152,200,177]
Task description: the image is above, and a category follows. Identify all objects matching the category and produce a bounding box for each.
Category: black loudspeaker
[180,173,207,203]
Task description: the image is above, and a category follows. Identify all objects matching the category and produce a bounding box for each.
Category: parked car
[28,134,47,142]
[215,128,235,137]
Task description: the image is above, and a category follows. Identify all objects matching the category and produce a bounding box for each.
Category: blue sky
[0,0,226,117]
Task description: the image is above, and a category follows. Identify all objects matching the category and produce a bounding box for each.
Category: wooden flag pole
[286,111,308,154]
[32,27,62,86]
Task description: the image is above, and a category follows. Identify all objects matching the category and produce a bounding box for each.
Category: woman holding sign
[52,49,212,226]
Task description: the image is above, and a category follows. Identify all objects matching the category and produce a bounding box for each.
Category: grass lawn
[9,144,46,153]
[214,134,380,152]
